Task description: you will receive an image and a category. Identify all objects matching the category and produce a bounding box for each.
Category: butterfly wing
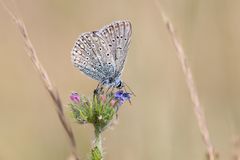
[99,21,132,77]
[71,31,116,82]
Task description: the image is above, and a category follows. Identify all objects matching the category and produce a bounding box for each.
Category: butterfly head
[116,80,123,89]
[112,77,124,89]
[102,77,123,89]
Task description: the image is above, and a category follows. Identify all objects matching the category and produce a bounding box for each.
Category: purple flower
[114,90,131,106]
[115,90,124,99]
[122,93,131,101]
[70,92,80,103]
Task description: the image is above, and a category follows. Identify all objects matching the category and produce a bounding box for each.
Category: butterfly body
[71,20,132,88]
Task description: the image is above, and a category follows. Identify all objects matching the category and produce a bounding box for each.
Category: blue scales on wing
[71,31,116,82]
[99,21,132,78]
[71,20,132,87]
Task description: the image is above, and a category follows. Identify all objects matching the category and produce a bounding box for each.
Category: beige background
[0,0,240,159]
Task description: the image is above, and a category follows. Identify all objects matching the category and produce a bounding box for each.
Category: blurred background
[0,0,240,159]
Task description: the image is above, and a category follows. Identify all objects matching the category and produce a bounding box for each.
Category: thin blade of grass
[154,0,217,159]
[0,1,80,159]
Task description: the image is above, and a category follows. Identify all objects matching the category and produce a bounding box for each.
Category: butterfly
[71,20,132,90]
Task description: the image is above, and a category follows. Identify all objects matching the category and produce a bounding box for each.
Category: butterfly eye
[106,53,110,56]
[86,57,89,60]
[112,39,115,42]
[120,36,123,38]
[124,38,127,41]
[99,47,102,51]
[109,44,112,47]
[92,44,95,48]
[108,62,111,65]
[116,36,119,39]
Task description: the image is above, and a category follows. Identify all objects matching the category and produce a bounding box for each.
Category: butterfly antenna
[123,81,136,96]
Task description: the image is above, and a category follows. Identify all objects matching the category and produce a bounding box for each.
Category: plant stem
[0,1,80,159]
[91,127,103,160]
[154,1,217,159]
[94,128,102,150]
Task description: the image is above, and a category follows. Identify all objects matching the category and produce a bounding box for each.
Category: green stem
[95,128,102,149]
[91,127,103,160]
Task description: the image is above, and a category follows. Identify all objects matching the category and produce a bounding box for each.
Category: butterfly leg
[110,87,114,93]
[106,86,112,94]
[93,82,103,96]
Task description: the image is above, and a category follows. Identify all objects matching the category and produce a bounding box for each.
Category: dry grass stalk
[154,0,216,159]
[1,1,79,159]
[232,136,240,160]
